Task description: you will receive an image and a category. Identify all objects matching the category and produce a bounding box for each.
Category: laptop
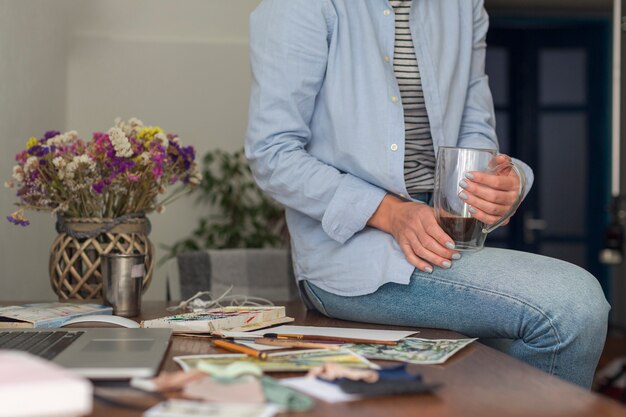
[0,328,172,380]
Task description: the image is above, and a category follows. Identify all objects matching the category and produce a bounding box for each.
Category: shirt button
[390,144,398,151]
[391,95,399,103]
[384,55,390,63]
[383,9,391,16]
[399,193,406,198]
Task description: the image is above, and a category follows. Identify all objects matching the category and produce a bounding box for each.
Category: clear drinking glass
[433,147,525,251]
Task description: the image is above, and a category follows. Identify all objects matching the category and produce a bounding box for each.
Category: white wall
[67,0,261,300]
[0,0,71,300]
[0,0,261,301]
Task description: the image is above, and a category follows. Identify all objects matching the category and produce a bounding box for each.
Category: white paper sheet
[219,331,263,339]
[235,340,287,351]
[249,325,418,342]
[280,377,362,403]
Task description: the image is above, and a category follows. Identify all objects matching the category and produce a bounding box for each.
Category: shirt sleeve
[457,0,534,194]
[245,0,387,244]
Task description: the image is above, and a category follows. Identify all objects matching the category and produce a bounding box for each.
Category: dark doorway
[485,18,612,292]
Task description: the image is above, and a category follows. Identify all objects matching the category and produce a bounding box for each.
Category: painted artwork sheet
[174,349,379,373]
[344,337,477,365]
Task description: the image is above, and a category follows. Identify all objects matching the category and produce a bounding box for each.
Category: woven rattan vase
[49,215,154,300]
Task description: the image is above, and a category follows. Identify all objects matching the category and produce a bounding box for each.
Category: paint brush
[263,333,398,345]
[253,337,340,350]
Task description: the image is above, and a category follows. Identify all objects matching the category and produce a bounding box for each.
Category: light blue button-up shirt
[245,0,534,296]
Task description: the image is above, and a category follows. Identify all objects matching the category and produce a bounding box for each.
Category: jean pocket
[302,281,332,317]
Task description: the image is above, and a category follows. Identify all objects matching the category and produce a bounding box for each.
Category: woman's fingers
[463,172,519,195]
[414,217,459,269]
[392,203,460,271]
[459,190,510,216]
[414,236,455,269]
[399,241,435,273]
[461,171,520,226]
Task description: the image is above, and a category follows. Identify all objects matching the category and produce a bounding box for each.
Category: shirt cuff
[321,174,387,244]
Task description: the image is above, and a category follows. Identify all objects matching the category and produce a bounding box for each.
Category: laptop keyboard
[0,331,84,360]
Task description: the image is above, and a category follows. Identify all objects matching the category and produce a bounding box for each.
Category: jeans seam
[417,272,562,375]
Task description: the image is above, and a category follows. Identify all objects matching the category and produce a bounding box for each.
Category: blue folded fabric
[331,365,441,397]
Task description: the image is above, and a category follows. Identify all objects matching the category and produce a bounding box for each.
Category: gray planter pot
[167,248,297,303]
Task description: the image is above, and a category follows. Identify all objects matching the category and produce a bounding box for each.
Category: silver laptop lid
[52,328,171,379]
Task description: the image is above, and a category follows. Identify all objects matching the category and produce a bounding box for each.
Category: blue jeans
[302,247,610,388]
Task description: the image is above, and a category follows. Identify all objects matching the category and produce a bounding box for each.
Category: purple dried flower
[15,150,27,164]
[152,166,163,179]
[92,180,106,194]
[7,210,30,227]
[111,158,135,175]
[27,145,51,157]
[11,120,197,223]
[42,131,60,141]
[181,146,195,169]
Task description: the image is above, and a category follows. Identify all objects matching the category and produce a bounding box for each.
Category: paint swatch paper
[144,400,279,417]
[183,377,265,404]
[345,337,477,365]
[175,349,379,373]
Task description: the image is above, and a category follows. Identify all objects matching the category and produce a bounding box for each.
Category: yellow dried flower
[137,126,164,143]
[26,137,38,149]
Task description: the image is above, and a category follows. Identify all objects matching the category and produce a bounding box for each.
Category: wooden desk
[91,301,626,417]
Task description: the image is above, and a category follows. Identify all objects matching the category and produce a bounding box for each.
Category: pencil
[212,339,268,360]
[254,338,340,350]
[263,333,398,346]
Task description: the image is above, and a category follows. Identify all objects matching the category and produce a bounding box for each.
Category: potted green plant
[165,148,287,253]
[164,148,295,301]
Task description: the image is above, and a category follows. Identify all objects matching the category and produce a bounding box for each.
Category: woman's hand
[368,194,460,273]
[458,154,521,225]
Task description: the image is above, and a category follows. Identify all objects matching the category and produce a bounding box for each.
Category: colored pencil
[212,339,268,360]
[263,333,398,345]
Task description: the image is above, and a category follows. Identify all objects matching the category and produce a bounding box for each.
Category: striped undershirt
[390,0,435,195]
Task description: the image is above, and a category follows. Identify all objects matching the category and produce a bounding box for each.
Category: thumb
[490,154,513,175]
